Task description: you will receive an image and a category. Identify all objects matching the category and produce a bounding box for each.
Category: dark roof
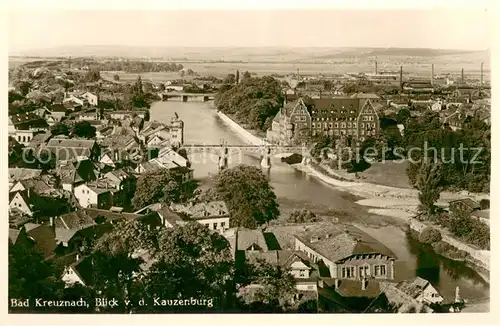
[335,279,381,298]
[295,224,396,263]
[310,98,365,119]
[72,257,94,286]
[236,229,269,252]
[8,168,43,182]
[51,104,67,112]
[395,277,438,299]
[82,207,144,223]
[449,198,481,210]
[9,112,44,125]
[26,223,57,258]
[55,211,96,230]
[9,228,21,244]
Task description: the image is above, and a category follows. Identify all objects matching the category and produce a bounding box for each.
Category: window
[312,123,315,128]
[348,122,352,128]
[374,265,380,276]
[380,265,386,276]
[221,222,226,228]
[213,223,218,229]
[374,264,387,277]
[341,266,355,278]
[361,123,364,128]
[359,265,370,278]
[205,223,209,228]
[372,123,376,128]
[329,123,333,128]
[341,122,346,128]
[299,269,306,277]
[323,123,327,128]
[334,123,339,128]
[353,123,357,128]
[334,130,339,135]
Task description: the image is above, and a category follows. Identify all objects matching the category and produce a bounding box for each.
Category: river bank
[215,110,490,278]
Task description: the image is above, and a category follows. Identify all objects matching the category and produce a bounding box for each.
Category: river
[150,100,489,304]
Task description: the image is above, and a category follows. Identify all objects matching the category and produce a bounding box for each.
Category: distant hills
[9,46,489,64]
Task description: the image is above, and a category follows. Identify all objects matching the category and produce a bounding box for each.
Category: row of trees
[214,75,283,132]
[95,61,184,73]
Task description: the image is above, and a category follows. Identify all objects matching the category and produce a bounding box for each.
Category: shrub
[432,241,469,260]
[418,227,442,244]
[479,199,490,210]
[286,209,319,224]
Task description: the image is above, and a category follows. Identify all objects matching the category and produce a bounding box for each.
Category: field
[100,71,192,83]
[358,161,413,189]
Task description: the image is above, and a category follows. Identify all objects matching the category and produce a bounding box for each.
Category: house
[441,110,471,131]
[395,277,444,305]
[134,203,187,229]
[267,97,311,146]
[81,92,99,106]
[55,159,98,192]
[471,210,490,226]
[108,110,148,120]
[138,113,184,147]
[73,183,114,209]
[309,98,380,143]
[78,111,100,121]
[62,255,93,286]
[8,112,48,145]
[134,159,193,183]
[45,138,100,162]
[50,104,68,122]
[12,222,58,259]
[170,201,230,232]
[294,224,396,280]
[63,93,88,107]
[448,198,481,215]
[350,93,382,106]
[9,184,66,219]
[380,281,434,313]
[8,168,43,188]
[53,210,97,248]
[157,147,189,167]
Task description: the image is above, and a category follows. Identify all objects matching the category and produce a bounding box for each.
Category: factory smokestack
[480,62,484,86]
[375,61,378,75]
[461,68,464,84]
[431,64,434,86]
[400,66,403,90]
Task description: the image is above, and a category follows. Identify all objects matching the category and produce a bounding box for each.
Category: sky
[8,10,491,52]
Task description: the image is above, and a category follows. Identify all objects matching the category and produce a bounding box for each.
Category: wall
[217,111,270,146]
[197,216,230,232]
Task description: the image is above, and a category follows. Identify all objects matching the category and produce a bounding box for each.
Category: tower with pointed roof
[169,112,184,146]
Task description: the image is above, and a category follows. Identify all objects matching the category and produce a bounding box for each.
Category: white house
[9,191,33,216]
[170,201,230,233]
[81,92,99,106]
[73,183,113,209]
[157,148,189,167]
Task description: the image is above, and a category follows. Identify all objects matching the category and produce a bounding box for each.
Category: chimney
[361,278,367,290]
[461,68,464,84]
[27,188,30,198]
[311,236,320,243]
[76,253,80,262]
[375,61,378,75]
[400,66,403,90]
[480,62,484,86]
[431,64,434,86]
[50,217,54,227]
[297,68,300,81]
[335,279,340,289]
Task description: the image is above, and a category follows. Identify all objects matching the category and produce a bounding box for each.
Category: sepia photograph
[4,2,492,319]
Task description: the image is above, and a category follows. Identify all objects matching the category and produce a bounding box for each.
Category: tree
[139,222,235,312]
[416,160,442,217]
[113,74,120,81]
[72,121,96,138]
[396,108,411,125]
[9,241,65,312]
[84,69,101,82]
[418,227,442,244]
[241,259,297,310]
[13,80,32,96]
[286,209,320,223]
[132,168,194,209]
[50,123,70,136]
[223,73,236,85]
[158,83,165,92]
[213,165,279,228]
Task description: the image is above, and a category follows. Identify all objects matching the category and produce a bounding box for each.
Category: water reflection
[150,101,489,302]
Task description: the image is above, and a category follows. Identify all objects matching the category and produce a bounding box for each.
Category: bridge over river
[159,92,216,102]
[181,140,309,171]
